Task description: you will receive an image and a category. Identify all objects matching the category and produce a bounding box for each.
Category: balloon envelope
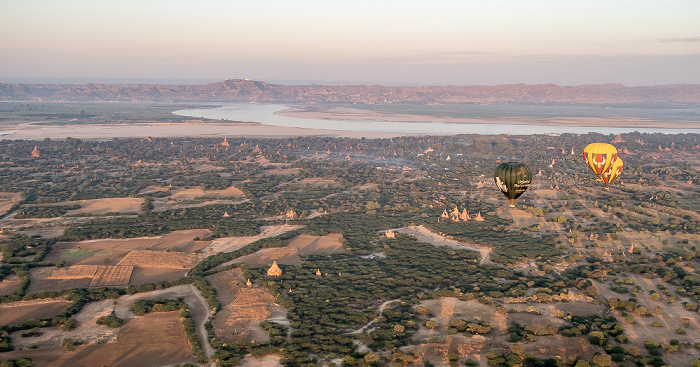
[600,157,623,185]
[494,162,532,206]
[583,143,618,176]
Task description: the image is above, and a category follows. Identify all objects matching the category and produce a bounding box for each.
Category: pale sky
[1,0,699,86]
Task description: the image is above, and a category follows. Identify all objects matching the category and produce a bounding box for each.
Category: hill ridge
[1,79,700,105]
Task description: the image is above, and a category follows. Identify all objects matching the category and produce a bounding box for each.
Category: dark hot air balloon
[494,162,532,207]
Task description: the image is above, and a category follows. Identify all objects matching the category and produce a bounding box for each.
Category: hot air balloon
[583,143,617,177]
[494,162,532,207]
[600,157,623,187]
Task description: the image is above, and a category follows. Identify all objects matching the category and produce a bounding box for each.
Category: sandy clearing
[169,185,245,200]
[205,224,302,255]
[0,274,21,296]
[496,208,541,229]
[207,269,288,344]
[61,197,143,215]
[231,233,345,267]
[239,355,283,367]
[11,298,119,350]
[394,225,493,265]
[0,192,21,216]
[53,311,196,367]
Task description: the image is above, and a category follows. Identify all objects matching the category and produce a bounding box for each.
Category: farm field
[0,298,72,327]
[49,311,196,367]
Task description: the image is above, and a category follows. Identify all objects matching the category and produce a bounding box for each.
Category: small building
[385,230,395,238]
[267,261,282,277]
[315,269,322,276]
[31,146,40,158]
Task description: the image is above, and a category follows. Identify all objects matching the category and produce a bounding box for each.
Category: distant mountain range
[1,79,700,105]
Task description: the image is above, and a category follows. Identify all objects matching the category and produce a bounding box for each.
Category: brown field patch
[64,197,143,215]
[0,274,21,296]
[264,168,300,176]
[147,228,212,252]
[44,238,157,266]
[299,178,337,187]
[46,265,99,279]
[0,298,72,326]
[207,269,288,344]
[287,233,345,255]
[116,250,203,269]
[239,355,283,367]
[127,267,189,286]
[532,189,559,198]
[49,311,196,367]
[170,185,245,200]
[206,224,301,255]
[28,267,93,294]
[496,208,540,228]
[138,185,170,195]
[233,233,345,267]
[0,192,21,217]
[90,265,133,287]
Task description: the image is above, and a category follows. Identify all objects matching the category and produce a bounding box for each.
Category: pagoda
[267,261,282,277]
[31,146,40,158]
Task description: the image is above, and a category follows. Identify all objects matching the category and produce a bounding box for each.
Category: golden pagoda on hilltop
[474,212,484,222]
[31,146,40,158]
[267,261,282,277]
[221,137,230,147]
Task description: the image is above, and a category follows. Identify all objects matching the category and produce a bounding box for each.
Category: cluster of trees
[13,204,80,219]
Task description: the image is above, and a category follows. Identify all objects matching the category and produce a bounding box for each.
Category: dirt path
[349,299,400,335]
[394,225,496,265]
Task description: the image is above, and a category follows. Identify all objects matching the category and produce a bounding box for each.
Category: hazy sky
[1,0,699,85]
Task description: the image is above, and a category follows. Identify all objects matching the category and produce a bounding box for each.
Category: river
[173,103,700,135]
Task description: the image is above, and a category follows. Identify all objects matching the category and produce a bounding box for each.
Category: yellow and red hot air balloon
[583,143,618,177]
[600,157,623,187]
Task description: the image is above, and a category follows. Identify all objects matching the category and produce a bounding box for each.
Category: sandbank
[0,121,424,140]
[276,106,700,129]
